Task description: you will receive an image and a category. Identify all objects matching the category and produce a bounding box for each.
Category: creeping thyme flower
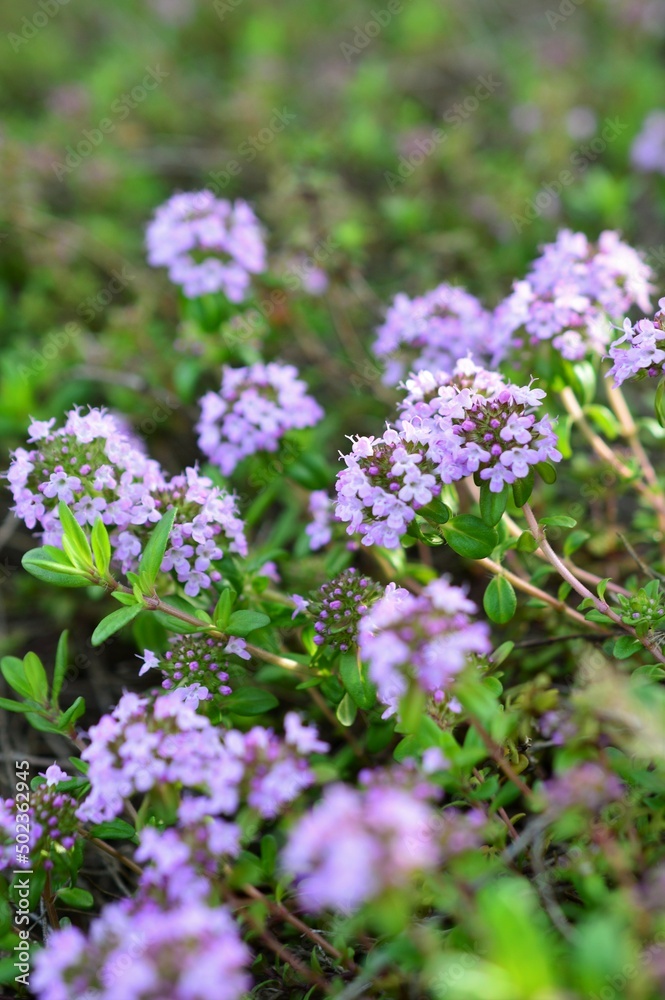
[309,567,384,651]
[0,765,78,874]
[137,633,252,699]
[373,283,501,385]
[335,422,439,548]
[77,690,323,825]
[359,578,491,717]
[541,762,623,812]
[494,229,654,357]
[607,298,665,386]
[136,821,242,903]
[32,896,251,1000]
[196,362,324,476]
[146,190,266,301]
[400,358,562,494]
[631,110,665,174]
[305,489,335,550]
[282,780,442,913]
[7,409,247,596]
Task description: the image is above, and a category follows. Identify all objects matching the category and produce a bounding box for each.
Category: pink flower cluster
[146,190,266,301]
[305,489,335,550]
[334,359,561,547]
[606,297,665,386]
[137,633,250,699]
[77,688,326,825]
[196,362,324,476]
[373,282,501,385]
[358,578,491,717]
[494,229,654,358]
[6,407,247,597]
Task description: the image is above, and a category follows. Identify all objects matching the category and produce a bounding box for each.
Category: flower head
[146,190,266,301]
[607,298,665,386]
[309,567,384,651]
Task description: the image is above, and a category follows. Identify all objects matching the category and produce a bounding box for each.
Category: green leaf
[512,470,535,508]
[535,461,557,484]
[88,819,136,841]
[585,405,620,440]
[336,691,358,726]
[52,630,69,707]
[91,605,142,647]
[490,640,514,666]
[596,578,611,601]
[23,652,48,706]
[479,482,508,527]
[483,576,517,624]
[21,547,91,588]
[540,515,577,528]
[226,610,271,637]
[0,656,33,700]
[260,834,278,877]
[419,497,451,525]
[655,379,665,428]
[441,515,497,559]
[339,652,376,710]
[138,508,177,587]
[613,636,643,660]
[213,588,236,629]
[398,683,426,734]
[225,688,279,715]
[57,696,86,730]
[564,530,590,557]
[0,697,32,713]
[56,887,94,909]
[516,530,539,553]
[91,517,112,577]
[58,502,93,570]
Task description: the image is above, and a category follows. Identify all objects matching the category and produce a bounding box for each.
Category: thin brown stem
[88,835,143,876]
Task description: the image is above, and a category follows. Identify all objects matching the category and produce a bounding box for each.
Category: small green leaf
[0,698,32,713]
[0,656,33,700]
[490,640,514,666]
[540,515,577,528]
[336,692,357,726]
[56,887,94,909]
[535,462,557,484]
[88,819,136,841]
[340,652,376,710]
[21,547,91,588]
[441,515,497,559]
[512,470,535,508]
[398,683,426,734]
[585,405,620,440]
[479,483,508,527]
[91,517,112,577]
[596,578,611,601]
[138,508,177,587]
[419,497,451,525]
[91,605,142,647]
[483,576,517,624]
[613,636,643,660]
[564,530,590,557]
[57,696,86,730]
[225,688,279,715]
[52,630,69,707]
[226,610,271,637]
[23,652,48,706]
[261,834,278,877]
[656,379,665,428]
[516,530,539,553]
[58,502,93,570]
[213,588,236,629]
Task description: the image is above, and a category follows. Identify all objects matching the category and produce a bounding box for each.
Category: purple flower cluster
[135,820,241,903]
[310,568,383,651]
[137,633,250,699]
[0,764,77,874]
[495,229,654,357]
[542,762,624,812]
[146,190,266,301]
[606,297,665,386]
[282,778,441,913]
[373,283,500,385]
[631,111,665,174]
[196,362,324,476]
[358,578,491,717]
[305,489,335,550]
[6,408,247,597]
[33,895,251,1000]
[77,688,325,825]
[335,422,439,549]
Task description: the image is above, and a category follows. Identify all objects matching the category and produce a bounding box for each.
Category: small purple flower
[308,568,384,652]
[606,297,665,386]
